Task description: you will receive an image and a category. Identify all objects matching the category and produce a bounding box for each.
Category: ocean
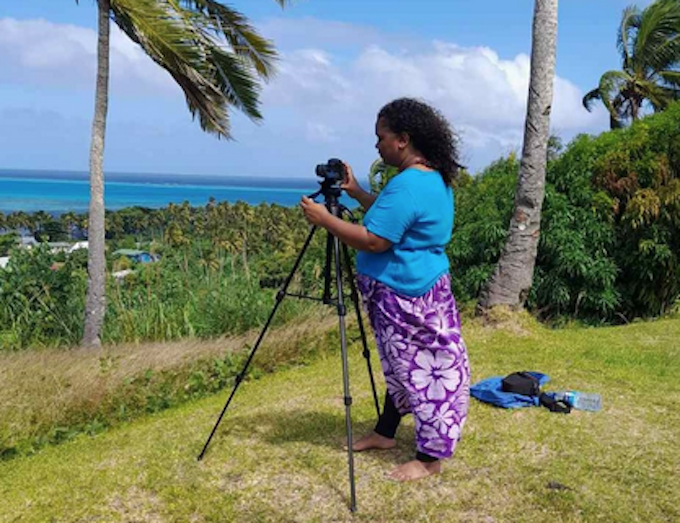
[0,169,348,214]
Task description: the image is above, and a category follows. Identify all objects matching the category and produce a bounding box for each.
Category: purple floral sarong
[357,273,470,459]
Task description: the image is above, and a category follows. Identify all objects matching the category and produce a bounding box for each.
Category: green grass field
[1,314,678,522]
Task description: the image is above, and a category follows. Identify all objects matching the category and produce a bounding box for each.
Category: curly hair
[377,98,461,185]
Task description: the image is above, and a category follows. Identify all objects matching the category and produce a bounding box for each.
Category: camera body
[314,158,345,199]
[315,158,345,183]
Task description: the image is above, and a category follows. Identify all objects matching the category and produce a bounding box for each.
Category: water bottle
[554,391,602,412]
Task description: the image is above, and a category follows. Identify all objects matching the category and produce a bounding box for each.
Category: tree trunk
[478,0,558,311]
[631,97,640,120]
[82,0,111,347]
[241,235,250,281]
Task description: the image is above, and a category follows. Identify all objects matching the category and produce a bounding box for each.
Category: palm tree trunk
[241,235,250,281]
[478,0,558,311]
[82,0,111,347]
[631,97,640,120]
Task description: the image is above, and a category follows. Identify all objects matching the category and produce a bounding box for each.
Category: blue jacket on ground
[470,372,550,408]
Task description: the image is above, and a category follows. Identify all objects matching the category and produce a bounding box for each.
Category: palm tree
[164,221,189,248]
[7,211,31,234]
[367,159,397,194]
[33,210,53,240]
[80,0,288,347]
[60,211,79,240]
[478,0,558,311]
[583,0,680,129]
[105,211,125,239]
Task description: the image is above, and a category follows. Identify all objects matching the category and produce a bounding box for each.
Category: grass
[0,308,338,459]
[0,313,678,522]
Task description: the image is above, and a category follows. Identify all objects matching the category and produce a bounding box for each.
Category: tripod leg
[330,231,357,512]
[197,225,319,461]
[340,243,381,420]
[323,230,333,304]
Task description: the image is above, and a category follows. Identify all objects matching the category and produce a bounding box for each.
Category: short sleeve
[364,177,418,244]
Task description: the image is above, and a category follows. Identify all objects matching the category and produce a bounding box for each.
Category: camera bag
[501,371,541,396]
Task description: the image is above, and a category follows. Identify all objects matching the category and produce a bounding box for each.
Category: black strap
[539,393,571,414]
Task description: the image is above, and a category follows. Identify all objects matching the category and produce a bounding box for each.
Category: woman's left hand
[300,196,331,226]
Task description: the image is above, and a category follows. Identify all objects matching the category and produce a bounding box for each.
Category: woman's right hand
[341,162,363,200]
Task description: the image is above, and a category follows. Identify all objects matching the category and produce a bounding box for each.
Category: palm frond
[110,0,275,138]
[617,5,642,71]
[649,33,680,73]
[639,79,675,111]
[633,0,680,75]
[598,70,632,118]
[659,69,680,88]
[178,0,281,78]
[207,46,262,118]
[582,87,602,111]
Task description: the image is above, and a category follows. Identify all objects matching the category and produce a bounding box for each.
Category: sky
[0,0,654,179]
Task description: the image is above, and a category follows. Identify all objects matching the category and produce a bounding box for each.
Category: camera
[315,158,345,184]
[314,158,345,199]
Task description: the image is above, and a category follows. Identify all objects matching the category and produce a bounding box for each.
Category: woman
[300,97,470,482]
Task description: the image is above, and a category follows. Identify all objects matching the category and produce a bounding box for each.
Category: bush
[541,103,680,319]
[449,102,680,321]
[0,246,87,348]
[448,156,517,303]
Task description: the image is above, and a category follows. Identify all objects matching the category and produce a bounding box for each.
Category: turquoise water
[0,169,345,213]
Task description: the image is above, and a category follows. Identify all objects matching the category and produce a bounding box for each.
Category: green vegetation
[0,232,17,256]
[1,314,677,522]
[2,103,680,349]
[0,309,338,460]
[1,2,679,519]
[450,102,680,322]
[0,202,331,349]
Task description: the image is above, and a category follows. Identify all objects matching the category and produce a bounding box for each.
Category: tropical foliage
[583,0,680,128]
[451,101,680,321]
[0,198,342,350]
[81,0,289,347]
[108,0,287,136]
[543,101,680,319]
[3,102,680,347]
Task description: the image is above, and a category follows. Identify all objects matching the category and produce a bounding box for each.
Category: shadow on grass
[199,408,420,506]
[212,408,419,466]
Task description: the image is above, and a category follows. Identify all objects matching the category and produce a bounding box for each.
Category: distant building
[68,241,89,253]
[112,249,160,264]
[19,236,38,249]
[47,242,71,254]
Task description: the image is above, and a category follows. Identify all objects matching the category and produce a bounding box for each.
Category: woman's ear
[398,132,411,150]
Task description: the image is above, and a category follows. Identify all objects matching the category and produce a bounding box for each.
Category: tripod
[197,183,381,513]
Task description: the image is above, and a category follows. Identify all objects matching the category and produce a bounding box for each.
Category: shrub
[449,102,680,321]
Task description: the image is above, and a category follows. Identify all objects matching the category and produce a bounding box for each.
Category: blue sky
[0,0,652,178]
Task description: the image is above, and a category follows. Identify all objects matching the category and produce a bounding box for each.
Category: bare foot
[387,460,441,482]
[348,432,396,452]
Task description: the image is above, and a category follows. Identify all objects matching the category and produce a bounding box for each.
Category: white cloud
[0,17,176,96]
[266,49,354,109]
[261,30,609,169]
[257,17,413,53]
[0,16,611,173]
[305,122,339,143]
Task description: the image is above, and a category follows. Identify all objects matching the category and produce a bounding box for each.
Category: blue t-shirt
[356,168,454,297]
